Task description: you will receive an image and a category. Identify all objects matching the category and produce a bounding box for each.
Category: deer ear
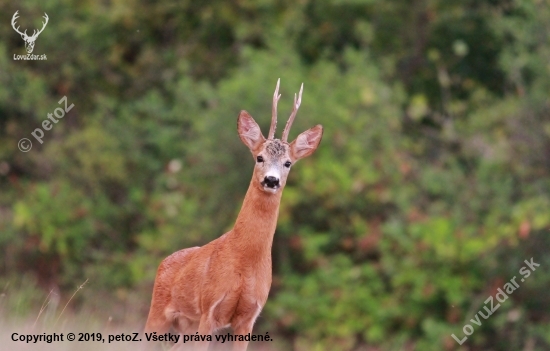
[238,110,266,152]
[289,125,323,161]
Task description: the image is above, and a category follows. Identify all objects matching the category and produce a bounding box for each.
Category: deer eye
[284,161,292,168]
[256,156,264,163]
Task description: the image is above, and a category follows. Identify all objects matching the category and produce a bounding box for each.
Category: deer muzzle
[262,176,280,189]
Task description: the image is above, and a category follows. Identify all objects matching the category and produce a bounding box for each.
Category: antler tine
[11,11,24,36]
[42,13,49,28]
[11,10,19,24]
[281,83,303,142]
[268,78,281,140]
[33,13,49,37]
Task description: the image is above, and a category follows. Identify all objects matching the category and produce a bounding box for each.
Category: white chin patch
[262,186,279,193]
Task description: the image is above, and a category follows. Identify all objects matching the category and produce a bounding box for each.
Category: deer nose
[264,176,279,188]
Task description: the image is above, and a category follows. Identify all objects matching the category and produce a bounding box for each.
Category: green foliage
[1,0,549,350]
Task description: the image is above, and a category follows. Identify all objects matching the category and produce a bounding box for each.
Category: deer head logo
[11,11,48,54]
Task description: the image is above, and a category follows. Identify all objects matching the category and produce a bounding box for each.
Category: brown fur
[145,95,323,351]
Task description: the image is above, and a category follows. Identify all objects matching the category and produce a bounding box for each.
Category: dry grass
[1,278,145,350]
[0,278,284,351]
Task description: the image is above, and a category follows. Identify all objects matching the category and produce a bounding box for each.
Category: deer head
[11,11,49,54]
[238,79,323,194]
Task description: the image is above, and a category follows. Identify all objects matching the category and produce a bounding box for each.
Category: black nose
[264,176,279,188]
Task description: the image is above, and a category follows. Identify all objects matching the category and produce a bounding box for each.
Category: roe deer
[144,79,323,351]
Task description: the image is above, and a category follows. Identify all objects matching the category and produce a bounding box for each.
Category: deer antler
[29,13,49,39]
[268,78,281,140]
[11,11,27,38]
[281,83,303,142]
[11,11,48,40]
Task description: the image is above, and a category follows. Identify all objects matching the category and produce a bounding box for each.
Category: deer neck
[230,180,282,256]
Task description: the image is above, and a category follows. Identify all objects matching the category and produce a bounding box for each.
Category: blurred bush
[1,0,549,350]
